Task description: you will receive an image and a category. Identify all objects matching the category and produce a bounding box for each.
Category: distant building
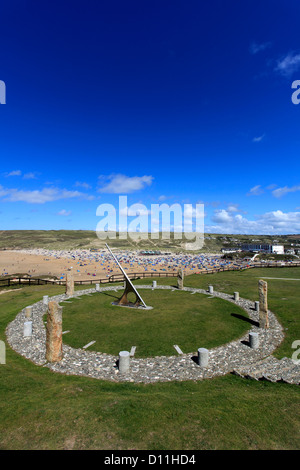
[241,244,284,254]
[221,248,242,254]
[272,245,285,254]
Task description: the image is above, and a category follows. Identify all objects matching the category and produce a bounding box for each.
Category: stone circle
[5,284,300,384]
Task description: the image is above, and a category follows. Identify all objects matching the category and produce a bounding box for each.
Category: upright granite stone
[46,301,63,362]
[258,279,269,329]
[66,271,74,297]
[177,269,184,290]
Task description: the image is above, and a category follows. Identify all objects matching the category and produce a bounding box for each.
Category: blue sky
[1,0,300,234]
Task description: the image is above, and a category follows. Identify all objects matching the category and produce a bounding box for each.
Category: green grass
[134,267,300,358]
[60,290,250,357]
[0,272,299,450]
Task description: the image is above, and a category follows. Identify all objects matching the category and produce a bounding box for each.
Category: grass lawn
[60,289,250,357]
[0,270,299,450]
[135,267,300,359]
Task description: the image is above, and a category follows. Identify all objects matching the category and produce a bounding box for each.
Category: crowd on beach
[1,248,239,280]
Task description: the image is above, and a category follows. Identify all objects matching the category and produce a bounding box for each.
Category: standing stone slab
[66,271,74,297]
[208,285,213,294]
[177,269,184,290]
[258,280,269,329]
[46,301,63,362]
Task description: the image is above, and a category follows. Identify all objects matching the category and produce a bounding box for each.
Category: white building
[271,245,284,254]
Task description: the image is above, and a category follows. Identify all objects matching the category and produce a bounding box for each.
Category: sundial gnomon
[106,243,149,309]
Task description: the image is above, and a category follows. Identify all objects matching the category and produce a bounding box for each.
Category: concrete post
[95,283,100,292]
[249,332,259,349]
[208,285,213,294]
[198,348,209,367]
[23,321,32,337]
[255,301,260,312]
[119,350,130,373]
[152,281,157,288]
[43,295,49,305]
[234,292,239,301]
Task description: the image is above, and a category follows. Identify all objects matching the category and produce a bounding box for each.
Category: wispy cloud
[74,181,92,190]
[23,172,38,180]
[247,185,264,196]
[275,52,300,77]
[249,41,272,55]
[98,174,153,194]
[0,185,95,204]
[252,133,265,143]
[57,209,72,216]
[4,170,22,177]
[272,184,300,198]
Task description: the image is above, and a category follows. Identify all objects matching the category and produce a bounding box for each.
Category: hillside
[0,230,295,253]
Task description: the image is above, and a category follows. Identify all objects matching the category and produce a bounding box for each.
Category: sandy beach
[0,249,234,281]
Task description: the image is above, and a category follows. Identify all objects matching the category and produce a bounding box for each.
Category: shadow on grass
[231,313,259,327]
[101,291,120,300]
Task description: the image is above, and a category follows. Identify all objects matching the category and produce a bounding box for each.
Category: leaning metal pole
[105,243,148,308]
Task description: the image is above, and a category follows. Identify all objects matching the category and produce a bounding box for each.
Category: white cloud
[212,209,233,224]
[275,53,300,77]
[0,186,95,204]
[247,185,264,196]
[208,209,300,235]
[98,174,153,194]
[272,184,300,198]
[57,209,72,216]
[249,41,272,55]
[226,204,239,213]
